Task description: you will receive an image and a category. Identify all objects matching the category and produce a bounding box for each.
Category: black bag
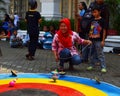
[80,9,93,31]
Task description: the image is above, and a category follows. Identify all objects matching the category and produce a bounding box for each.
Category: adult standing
[14,13,20,29]
[76,2,87,38]
[25,0,42,60]
[76,2,90,63]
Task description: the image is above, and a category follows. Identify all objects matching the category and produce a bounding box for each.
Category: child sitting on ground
[40,25,53,49]
[0,30,9,56]
[10,29,23,48]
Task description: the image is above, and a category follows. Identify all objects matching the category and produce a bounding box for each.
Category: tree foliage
[105,0,120,34]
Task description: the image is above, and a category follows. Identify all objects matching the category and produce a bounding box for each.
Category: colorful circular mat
[0,73,120,96]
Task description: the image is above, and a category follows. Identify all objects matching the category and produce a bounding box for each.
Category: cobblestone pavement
[0,40,120,87]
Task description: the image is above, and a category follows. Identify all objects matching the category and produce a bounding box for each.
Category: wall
[0,0,10,20]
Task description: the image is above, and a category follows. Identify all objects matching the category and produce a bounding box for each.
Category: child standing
[87,7,107,73]
[25,0,42,60]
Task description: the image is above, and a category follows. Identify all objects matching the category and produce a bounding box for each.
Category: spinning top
[52,75,58,82]
[95,77,101,84]
[11,70,17,76]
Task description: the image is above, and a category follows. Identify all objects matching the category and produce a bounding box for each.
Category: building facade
[1,0,94,20]
[0,0,10,20]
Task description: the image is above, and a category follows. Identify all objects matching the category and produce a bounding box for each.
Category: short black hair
[92,6,101,12]
[29,0,37,9]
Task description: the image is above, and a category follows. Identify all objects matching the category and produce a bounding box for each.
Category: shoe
[28,56,35,60]
[26,54,34,60]
[101,68,107,73]
[26,54,29,58]
[87,66,93,71]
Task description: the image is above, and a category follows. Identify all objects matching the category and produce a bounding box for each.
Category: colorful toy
[94,77,101,84]
[11,70,17,76]
[52,73,58,82]
[9,79,17,87]
[51,69,66,82]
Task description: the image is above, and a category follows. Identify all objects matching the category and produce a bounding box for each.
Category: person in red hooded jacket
[52,18,92,71]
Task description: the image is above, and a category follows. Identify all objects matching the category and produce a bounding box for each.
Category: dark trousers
[28,33,39,56]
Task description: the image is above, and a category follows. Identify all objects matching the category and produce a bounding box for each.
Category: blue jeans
[59,48,82,67]
[89,41,106,68]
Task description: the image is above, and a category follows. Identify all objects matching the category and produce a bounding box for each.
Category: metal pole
[74,0,78,32]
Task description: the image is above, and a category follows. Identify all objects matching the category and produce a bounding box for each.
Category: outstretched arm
[0,35,8,39]
[52,35,59,62]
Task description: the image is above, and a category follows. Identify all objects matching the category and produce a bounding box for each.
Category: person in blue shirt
[78,2,87,38]
[76,2,87,37]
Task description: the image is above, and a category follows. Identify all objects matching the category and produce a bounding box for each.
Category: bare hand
[55,54,59,62]
[101,41,105,47]
[86,40,92,45]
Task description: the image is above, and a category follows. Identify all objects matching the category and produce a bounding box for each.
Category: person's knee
[59,48,71,58]
[71,55,82,65]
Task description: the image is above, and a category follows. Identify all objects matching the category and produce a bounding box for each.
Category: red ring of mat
[0,83,85,96]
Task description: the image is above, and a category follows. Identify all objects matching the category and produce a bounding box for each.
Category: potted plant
[105,0,120,35]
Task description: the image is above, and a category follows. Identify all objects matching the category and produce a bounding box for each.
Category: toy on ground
[9,78,18,87]
[51,69,66,82]
[94,76,101,84]
[11,70,17,77]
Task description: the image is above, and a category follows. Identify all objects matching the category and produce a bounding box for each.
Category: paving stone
[0,41,120,87]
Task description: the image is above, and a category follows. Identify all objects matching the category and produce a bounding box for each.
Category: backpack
[80,9,93,32]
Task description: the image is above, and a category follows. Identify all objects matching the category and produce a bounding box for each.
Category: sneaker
[101,68,107,73]
[26,54,30,59]
[28,56,35,60]
[87,66,93,71]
